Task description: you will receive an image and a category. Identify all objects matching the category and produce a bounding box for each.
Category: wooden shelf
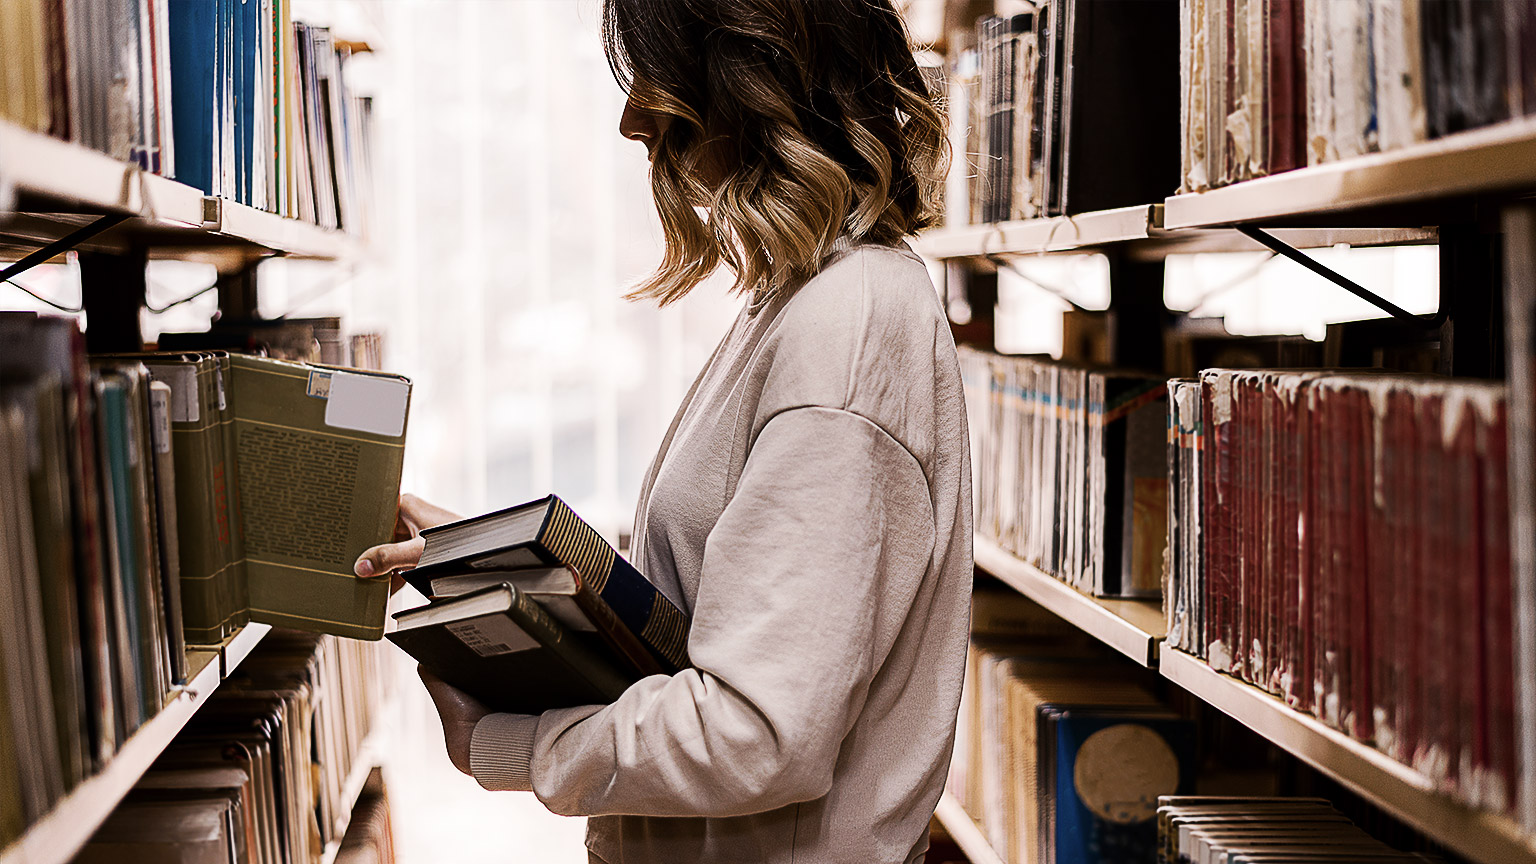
[0,623,271,864]
[1160,649,1536,864]
[0,119,360,264]
[1164,116,1536,230]
[933,792,1007,864]
[973,534,1166,667]
[917,204,1159,259]
[917,204,1437,262]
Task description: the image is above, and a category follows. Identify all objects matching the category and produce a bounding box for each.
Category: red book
[1480,397,1515,812]
[1394,386,1423,766]
[1344,384,1372,742]
[1416,391,1452,787]
[1263,373,1284,695]
[1451,389,1487,801]
[1235,372,1253,683]
[1306,381,1330,720]
[1203,371,1236,673]
[1266,0,1300,172]
[1278,375,1307,709]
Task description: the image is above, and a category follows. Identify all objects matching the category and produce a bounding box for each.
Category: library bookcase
[920,3,1536,863]
[0,7,386,861]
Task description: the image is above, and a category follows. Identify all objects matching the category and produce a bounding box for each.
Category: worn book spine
[147,382,188,685]
[215,354,250,635]
[538,496,690,672]
[1480,398,1514,812]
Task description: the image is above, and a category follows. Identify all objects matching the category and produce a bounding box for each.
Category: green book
[139,353,412,641]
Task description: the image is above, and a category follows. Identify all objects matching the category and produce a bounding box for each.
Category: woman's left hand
[419,665,492,776]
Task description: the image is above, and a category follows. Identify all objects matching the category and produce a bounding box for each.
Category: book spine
[146,383,188,684]
[569,584,665,678]
[1480,398,1514,812]
[507,586,634,703]
[541,497,690,671]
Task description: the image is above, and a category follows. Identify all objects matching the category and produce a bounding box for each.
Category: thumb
[353,535,425,578]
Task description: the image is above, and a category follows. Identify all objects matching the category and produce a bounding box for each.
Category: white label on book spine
[324,371,408,438]
[447,614,539,657]
[150,388,172,454]
[146,365,199,423]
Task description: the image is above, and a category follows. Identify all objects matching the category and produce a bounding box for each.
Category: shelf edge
[973,534,1163,667]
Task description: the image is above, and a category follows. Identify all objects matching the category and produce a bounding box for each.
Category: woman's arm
[468,406,936,818]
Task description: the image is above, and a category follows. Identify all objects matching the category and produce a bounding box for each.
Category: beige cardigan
[469,241,974,864]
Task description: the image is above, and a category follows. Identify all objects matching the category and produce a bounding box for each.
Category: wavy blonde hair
[603,0,947,305]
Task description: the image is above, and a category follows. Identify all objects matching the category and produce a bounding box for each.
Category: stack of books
[0,313,409,848]
[75,629,392,864]
[949,590,1196,864]
[1179,0,1536,192]
[1164,369,1517,813]
[389,495,692,715]
[960,346,1169,599]
[0,0,376,232]
[944,0,1179,224]
[1156,796,1443,863]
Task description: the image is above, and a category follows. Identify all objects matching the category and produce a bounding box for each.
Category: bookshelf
[0,624,270,864]
[933,792,1007,864]
[0,119,361,265]
[972,534,1165,667]
[1160,649,1535,864]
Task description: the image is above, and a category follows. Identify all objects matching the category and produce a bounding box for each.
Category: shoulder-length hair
[602,0,946,305]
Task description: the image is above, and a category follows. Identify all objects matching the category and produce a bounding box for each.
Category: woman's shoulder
[752,240,960,462]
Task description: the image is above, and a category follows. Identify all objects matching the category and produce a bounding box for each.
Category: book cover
[388,581,636,714]
[1047,708,1196,864]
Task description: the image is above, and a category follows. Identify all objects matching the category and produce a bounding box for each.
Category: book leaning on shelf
[389,495,692,714]
[0,314,410,849]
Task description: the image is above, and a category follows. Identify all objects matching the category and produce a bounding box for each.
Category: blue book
[167,0,216,193]
[409,495,691,673]
[237,0,260,204]
[1045,708,1196,864]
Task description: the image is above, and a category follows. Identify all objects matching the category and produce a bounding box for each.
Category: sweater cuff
[470,713,541,792]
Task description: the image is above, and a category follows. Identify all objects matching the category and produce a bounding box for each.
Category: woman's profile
[355,1,973,861]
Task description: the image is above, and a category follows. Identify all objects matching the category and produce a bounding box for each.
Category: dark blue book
[167,0,217,193]
[1044,708,1196,864]
[409,495,690,673]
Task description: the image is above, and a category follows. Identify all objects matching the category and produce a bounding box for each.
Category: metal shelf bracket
[1236,225,1417,320]
[0,213,131,284]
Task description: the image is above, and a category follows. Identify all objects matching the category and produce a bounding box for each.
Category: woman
[355,1,973,861]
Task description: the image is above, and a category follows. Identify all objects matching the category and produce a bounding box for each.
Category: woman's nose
[619,97,658,144]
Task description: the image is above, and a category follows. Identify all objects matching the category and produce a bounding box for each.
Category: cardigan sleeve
[467,406,936,817]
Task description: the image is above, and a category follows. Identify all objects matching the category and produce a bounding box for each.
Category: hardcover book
[388,581,637,714]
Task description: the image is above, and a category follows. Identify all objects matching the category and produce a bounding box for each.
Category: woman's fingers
[353,535,425,578]
[397,493,464,535]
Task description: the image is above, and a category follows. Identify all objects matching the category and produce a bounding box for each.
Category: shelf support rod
[1236,225,1416,321]
[0,213,131,284]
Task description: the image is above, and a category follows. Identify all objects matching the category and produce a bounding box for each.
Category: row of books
[0,0,375,232]
[949,589,1196,864]
[1157,796,1441,864]
[0,312,408,847]
[74,629,392,864]
[0,318,188,845]
[1164,369,1518,815]
[943,0,1179,225]
[958,346,1169,599]
[1180,0,1536,192]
